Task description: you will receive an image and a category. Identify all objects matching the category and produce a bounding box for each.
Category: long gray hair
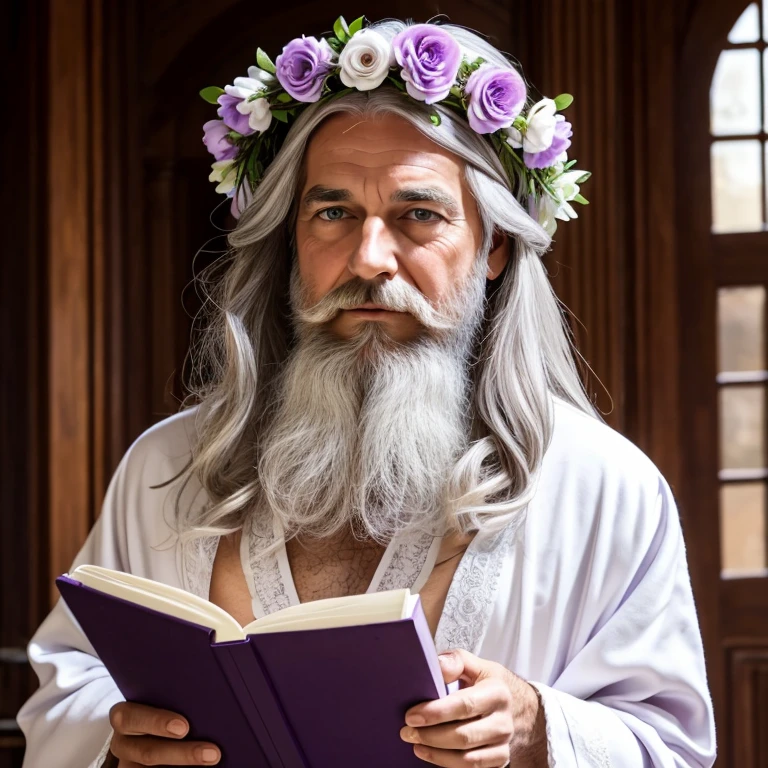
[179,20,599,543]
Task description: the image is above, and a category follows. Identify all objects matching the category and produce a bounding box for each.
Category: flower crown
[201,17,591,235]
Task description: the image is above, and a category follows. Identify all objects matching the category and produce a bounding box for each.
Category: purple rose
[464,64,526,134]
[524,116,573,169]
[275,36,335,103]
[216,94,254,136]
[392,24,461,104]
[202,119,238,162]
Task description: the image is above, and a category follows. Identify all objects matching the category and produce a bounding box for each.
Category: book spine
[222,641,311,768]
[211,642,287,768]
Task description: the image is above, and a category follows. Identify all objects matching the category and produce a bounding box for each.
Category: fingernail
[199,747,220,764]
[400,726,419,743]
[167,719,187,736]
[406,713,425,726]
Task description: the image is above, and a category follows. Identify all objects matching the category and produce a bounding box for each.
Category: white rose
[523,99,558,152]
[225,75,273,133]
[209,160,237,195]
[338,29,394,91]
[505,98,558,153]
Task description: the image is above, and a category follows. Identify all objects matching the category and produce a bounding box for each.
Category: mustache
[293,277,459,332]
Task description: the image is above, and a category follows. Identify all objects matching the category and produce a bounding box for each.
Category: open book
[57,565,450,768]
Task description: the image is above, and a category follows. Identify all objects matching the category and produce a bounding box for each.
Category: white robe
[17,397,716,767]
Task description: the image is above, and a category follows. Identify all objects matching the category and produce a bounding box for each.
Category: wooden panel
[729,647,768,767]
[714,234,768,287]
[721,578,768,638]
[47,0,94,598]
[531,0,626,432]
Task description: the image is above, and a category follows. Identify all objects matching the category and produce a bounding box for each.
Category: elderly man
[18,17,715,768]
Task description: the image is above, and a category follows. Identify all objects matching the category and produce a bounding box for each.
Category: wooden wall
[1,0,759,765]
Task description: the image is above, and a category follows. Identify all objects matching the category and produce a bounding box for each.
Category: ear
[486,230,510,280]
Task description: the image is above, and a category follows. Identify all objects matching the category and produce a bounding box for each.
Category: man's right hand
[109,701,221,766]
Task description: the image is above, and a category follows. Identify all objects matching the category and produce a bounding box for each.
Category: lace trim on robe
[433,523,516,656]
[375,529,436,592]
[182,535,219,600]
[245,513,292,616]
[564,701,611,767]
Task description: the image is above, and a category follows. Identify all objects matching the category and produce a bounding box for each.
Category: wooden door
[678,1,768,765]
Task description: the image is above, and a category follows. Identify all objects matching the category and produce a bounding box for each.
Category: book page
[242,588,415,634]
[71,565,246,643]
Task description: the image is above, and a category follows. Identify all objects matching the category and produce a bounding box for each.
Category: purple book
[56,571,451,768]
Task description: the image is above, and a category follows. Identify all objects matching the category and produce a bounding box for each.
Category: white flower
[225,69,274,133]
[338,29,395,91]
[534,168,585,234]
[505,98,558,153]
[209,160,237,194]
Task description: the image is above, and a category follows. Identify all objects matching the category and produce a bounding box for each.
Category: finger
[437,649,492,686]
[111,734,220,766]
[401,712,513,751]
[412,741,511,767]
[406,678,508,727]
[110,702,189,738]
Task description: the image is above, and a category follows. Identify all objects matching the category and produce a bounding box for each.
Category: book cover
[57,574,446,767]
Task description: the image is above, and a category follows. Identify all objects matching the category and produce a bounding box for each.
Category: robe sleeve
[529,475,716,767]
[16,453,133,768]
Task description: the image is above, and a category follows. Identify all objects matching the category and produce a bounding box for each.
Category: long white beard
[256,259,487,543]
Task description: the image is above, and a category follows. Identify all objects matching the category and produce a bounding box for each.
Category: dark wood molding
[729,647,768,767]
[714,234,768,286]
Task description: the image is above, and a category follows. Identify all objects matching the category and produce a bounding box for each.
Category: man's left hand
[401,649,548,767]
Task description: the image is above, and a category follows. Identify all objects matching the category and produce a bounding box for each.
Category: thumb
[438,649,488,686]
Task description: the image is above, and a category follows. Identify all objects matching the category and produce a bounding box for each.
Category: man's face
[294,113,490,343]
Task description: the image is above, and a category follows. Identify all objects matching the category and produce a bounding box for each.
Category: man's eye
[317,207,349,221]
[404,208,443,222]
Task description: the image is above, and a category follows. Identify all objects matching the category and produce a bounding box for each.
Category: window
[712,3,768,576]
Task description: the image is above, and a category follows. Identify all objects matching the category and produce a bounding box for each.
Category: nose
[347,216,399,281]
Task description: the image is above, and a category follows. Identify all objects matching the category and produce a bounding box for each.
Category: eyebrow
[302,185,352,207]
[391,187,460,217]
[301,184,460,217]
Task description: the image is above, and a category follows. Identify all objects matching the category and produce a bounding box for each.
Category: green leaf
[348,15,365,35]
[563,159,578,170]
[575,171,592,184]
[449,85,463,99]
[326,36,345,53]
[333,16,350,43]
[553,93,574,111]
[573,194,589,205]
[271,109,289,123]
[200,86,225,104]
[275,92,293,103]
[256,47,276,74]
[430,113,441,126]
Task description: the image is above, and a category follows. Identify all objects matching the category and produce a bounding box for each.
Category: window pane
[711,140,763,233]
[711,49,761,136]
[764,50,768,131]
[765,0,768,41]
[720,385,766,469]
[720,483,766,574]
[729,3,760,43]
[718,286,766,372]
